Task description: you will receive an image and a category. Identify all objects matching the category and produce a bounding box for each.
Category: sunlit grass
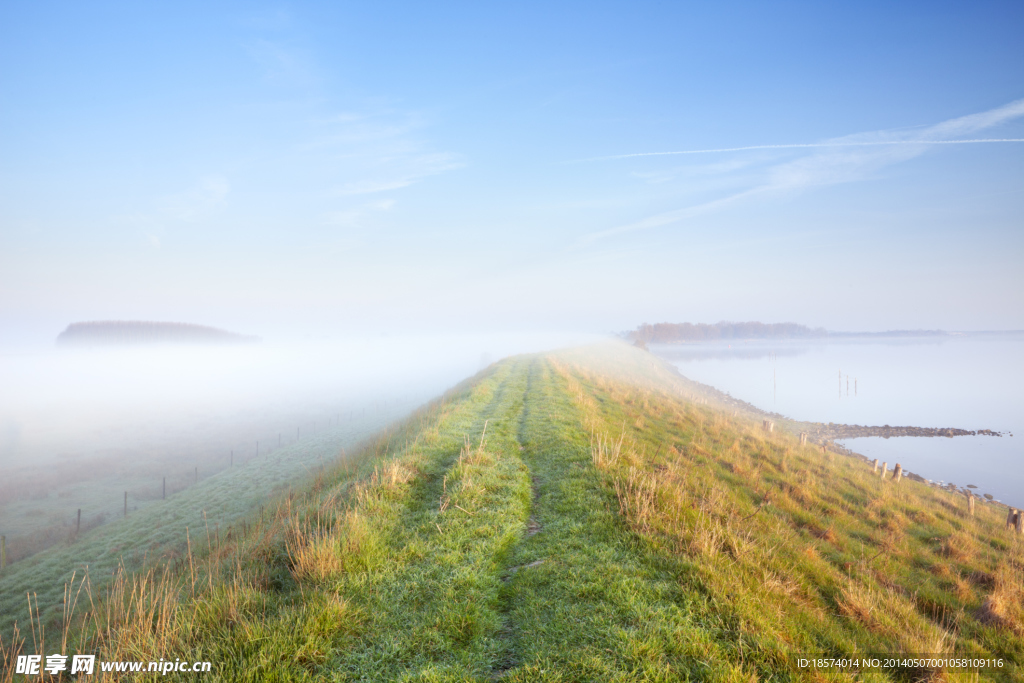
[3,342,1020,681]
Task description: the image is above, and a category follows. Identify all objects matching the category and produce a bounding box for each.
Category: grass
[0,407,403,641]
[0,398,416,564]
[2,341,1021,681]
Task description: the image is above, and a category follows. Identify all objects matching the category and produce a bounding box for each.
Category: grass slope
[0,409,403,641]
[2,342,1021,682]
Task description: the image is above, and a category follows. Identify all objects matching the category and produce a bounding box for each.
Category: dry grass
[941,531,977,563]
[975,563,1024,634]
[288,510,371,582]
[553,343,1024,676]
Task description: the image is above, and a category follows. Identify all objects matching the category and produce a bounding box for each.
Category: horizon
[2,2,1023,346]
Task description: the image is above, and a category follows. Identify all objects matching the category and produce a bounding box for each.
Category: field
[2,342,1021,681]
[0,401,410,640]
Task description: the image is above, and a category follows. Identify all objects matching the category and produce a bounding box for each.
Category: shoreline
[659,361,1013,509]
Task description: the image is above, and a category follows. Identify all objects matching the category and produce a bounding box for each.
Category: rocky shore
[809,424,1006,441]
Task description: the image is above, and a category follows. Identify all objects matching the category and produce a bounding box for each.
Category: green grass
[3,342,1021,682]
[0,409,401,641]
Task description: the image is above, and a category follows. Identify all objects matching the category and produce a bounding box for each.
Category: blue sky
[2,1,1023,341]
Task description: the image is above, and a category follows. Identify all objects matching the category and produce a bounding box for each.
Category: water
[653,334,1024,508]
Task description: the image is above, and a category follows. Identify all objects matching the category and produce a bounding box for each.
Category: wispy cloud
[334,179,416,196]
[326,140,464,197]
[578,99,1024,163]
[322,199,396,227]
[159,175,230,222]
[580,137,1024,162]
[582,98,1024,243]
[242,20,463,207]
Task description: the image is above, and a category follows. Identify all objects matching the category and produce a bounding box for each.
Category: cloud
[329,151,463,196]
[583,98,1024,243]
[577,99,1024,163]
[335,179,415,196]
[159,175,230,222]
[581,191,757,244]
[577,137,1024,162]
[322,199,397,227]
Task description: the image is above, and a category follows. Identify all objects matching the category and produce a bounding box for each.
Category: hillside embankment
[2,342,1021,681]
[652,359,1008,496]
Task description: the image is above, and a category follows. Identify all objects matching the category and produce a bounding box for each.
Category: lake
[652,333,1024,508]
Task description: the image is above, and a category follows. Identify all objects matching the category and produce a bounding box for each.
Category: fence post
[967,492,975,516]
[1007,508,1018,530]
[799,433,807,445]
[872,459,879,474]
[892,464,903,484]
[880,462,887,479]
[1017,511,1024,535]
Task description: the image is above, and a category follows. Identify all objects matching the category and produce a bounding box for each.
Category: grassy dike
[2,343,1021,681]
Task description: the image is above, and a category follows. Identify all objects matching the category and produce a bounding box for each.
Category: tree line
[627,321,827,344]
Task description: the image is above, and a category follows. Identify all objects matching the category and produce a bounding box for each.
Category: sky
[2,0,1023,343]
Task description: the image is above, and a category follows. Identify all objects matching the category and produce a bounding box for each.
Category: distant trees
[56,321,260,346]
[627,321,827,344]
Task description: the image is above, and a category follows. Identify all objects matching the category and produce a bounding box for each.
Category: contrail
[578,138,1024,162]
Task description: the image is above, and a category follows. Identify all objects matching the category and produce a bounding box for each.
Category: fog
[0,331,597,562]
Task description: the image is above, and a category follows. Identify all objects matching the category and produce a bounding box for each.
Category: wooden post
[892,463,903,484]
[76,508,81,536]
[124,491,128,517]
[967,492,975,516]
[163,477,166,499]
[1017,511,1024,535]
[880,462,887,479]
[799,433,807,445]
[1007,508,1018,530]
[872,458,879,473]
[768,421,774,433]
